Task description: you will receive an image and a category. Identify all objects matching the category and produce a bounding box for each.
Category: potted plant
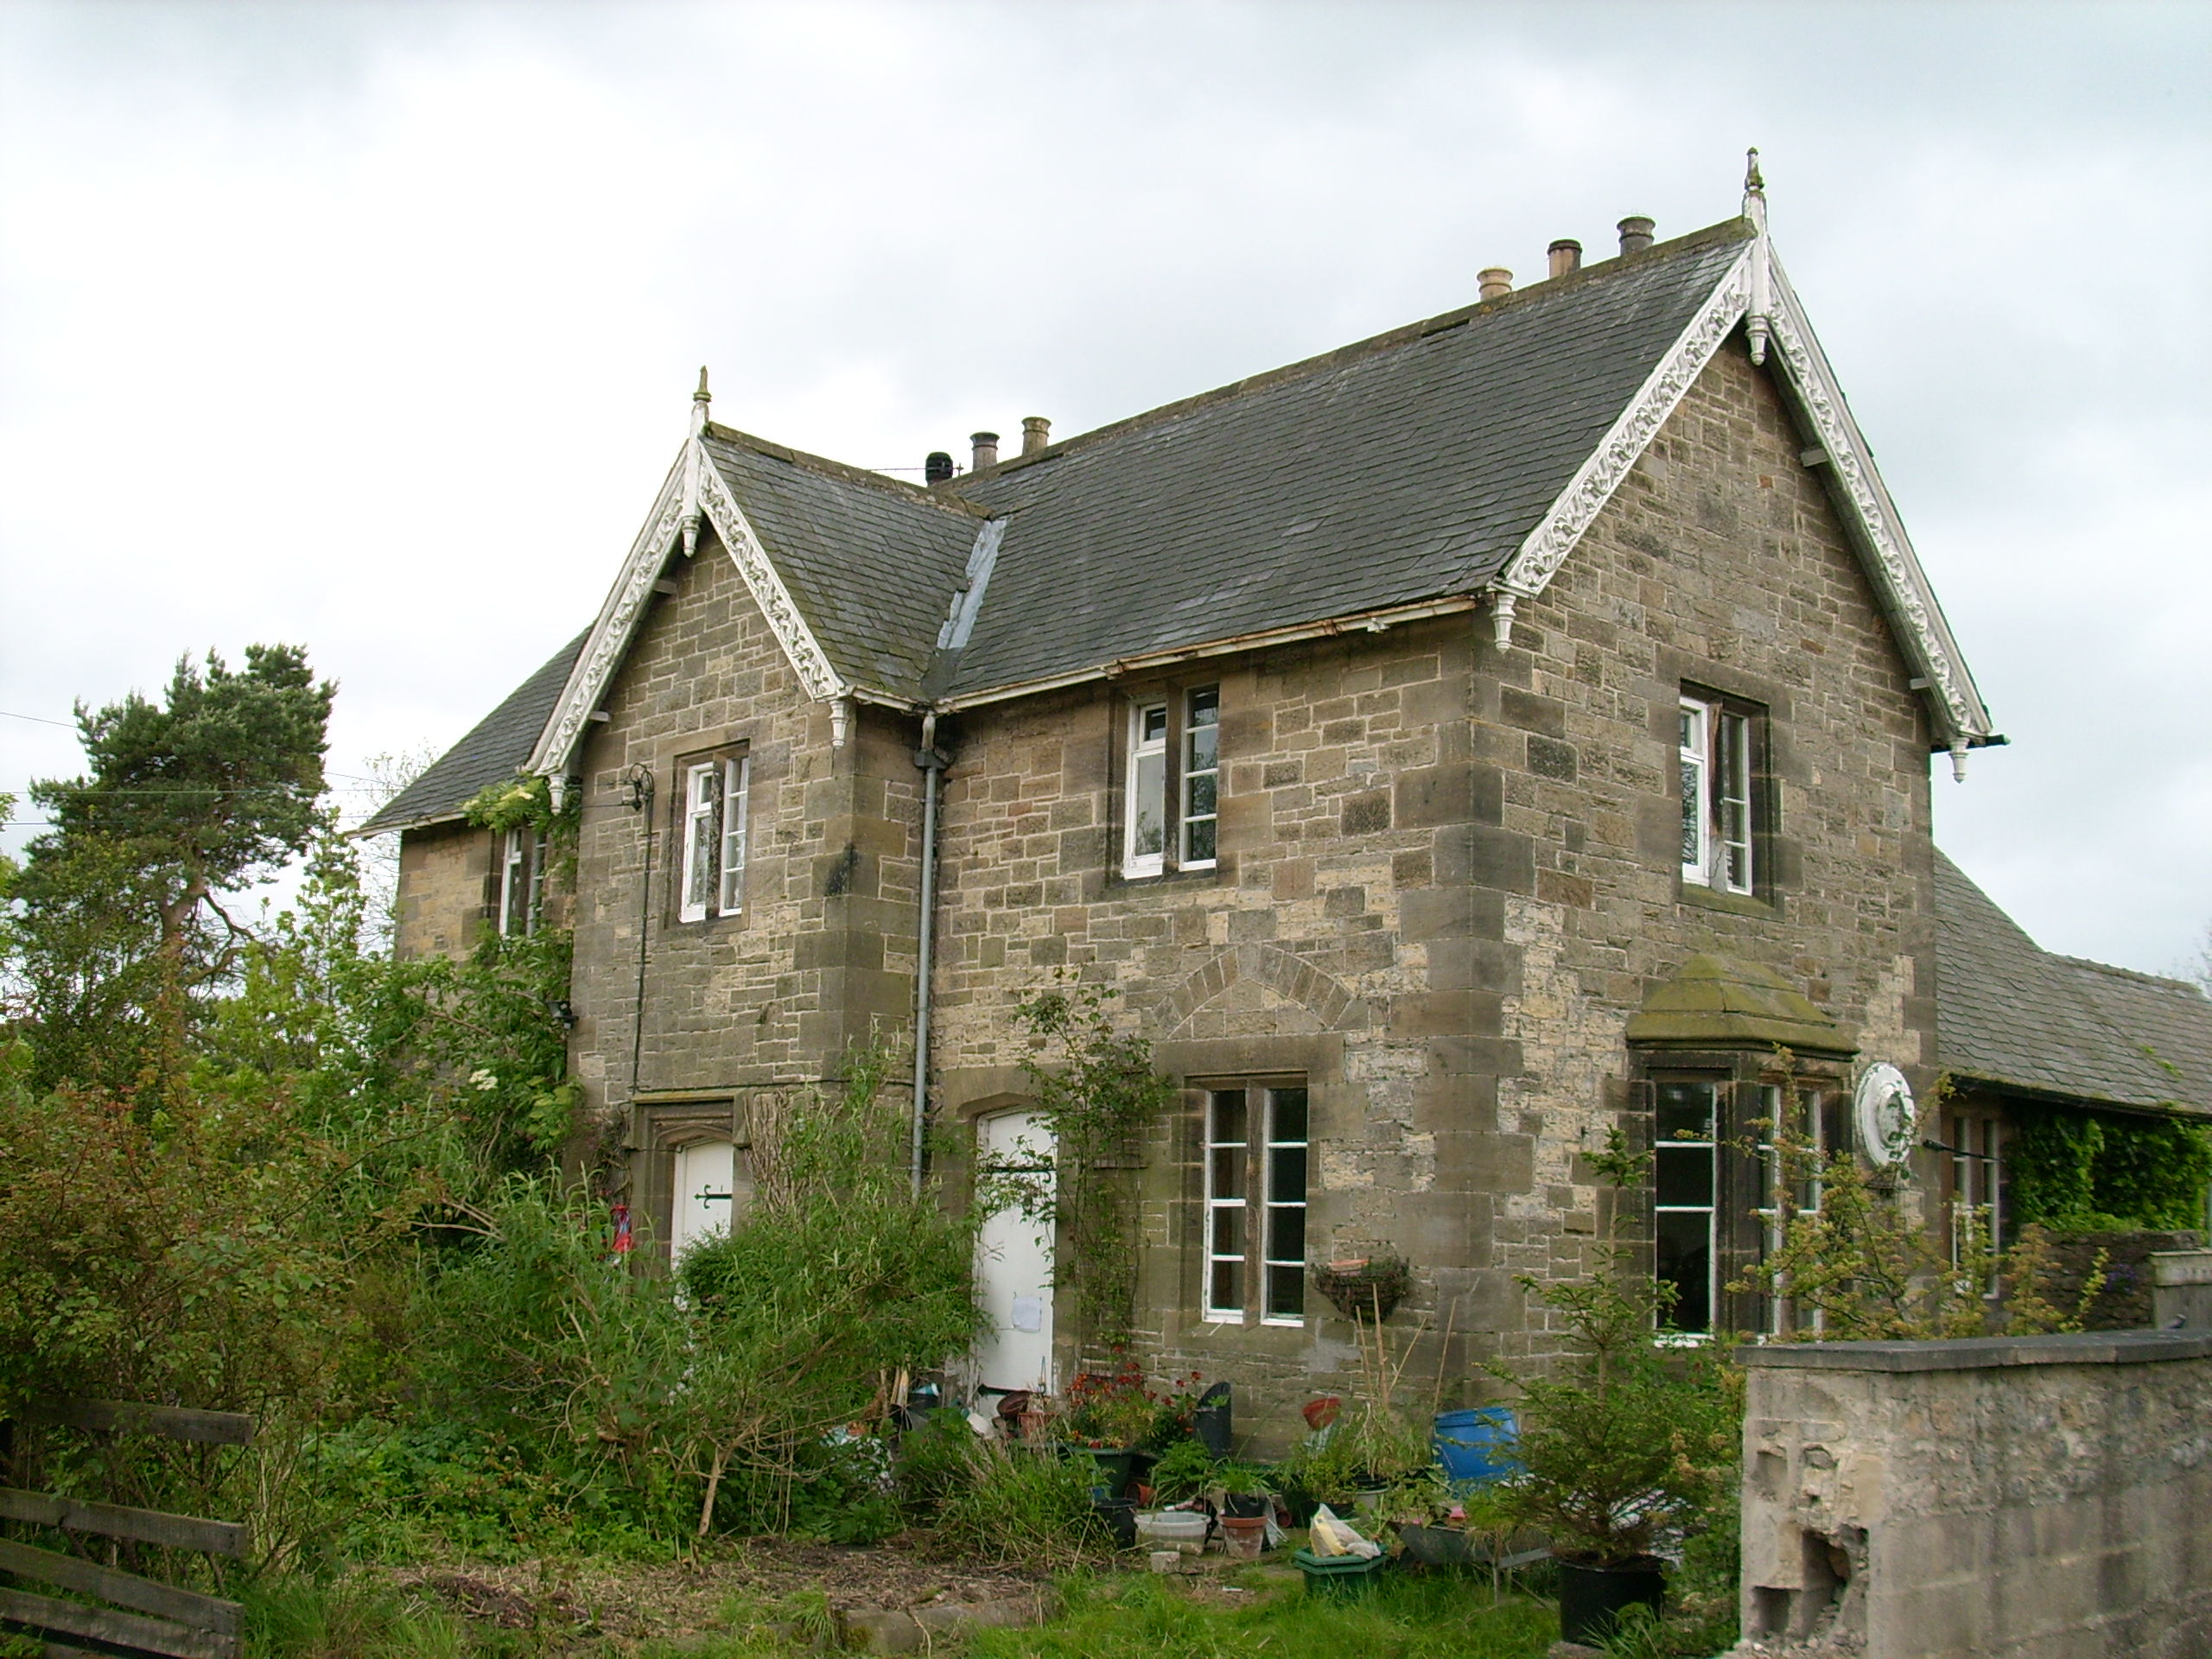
[1145,1437,1217,1506]
[1488,1130,1738,1646]
[1383,1467,1474,1567]
[1212,1459,1274,1520]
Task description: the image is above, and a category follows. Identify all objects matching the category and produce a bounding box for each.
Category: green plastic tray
[1294,1547,1389,1597]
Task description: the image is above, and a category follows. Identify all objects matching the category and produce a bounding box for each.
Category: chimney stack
[1021,416,1052,457]
[925,451,953,485]
[970,430,1000,471]
[1478,267,1514,302]
[1618,216,1655,256]
[1548,239,1582,279]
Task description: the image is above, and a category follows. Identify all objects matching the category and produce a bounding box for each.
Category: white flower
[470,1068,499,1091]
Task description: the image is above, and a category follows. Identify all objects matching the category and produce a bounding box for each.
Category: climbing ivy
[461,773,582,887]
[1007,977,1178,1350]
[2008,1105,2212,1233]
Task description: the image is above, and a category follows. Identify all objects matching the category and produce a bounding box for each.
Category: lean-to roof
[1935,849,2212,1115]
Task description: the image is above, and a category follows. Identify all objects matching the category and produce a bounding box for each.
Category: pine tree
[8,645,334,1099]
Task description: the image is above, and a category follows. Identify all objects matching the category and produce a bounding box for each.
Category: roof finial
[1742,148,1767,232]
[690,365,712,445]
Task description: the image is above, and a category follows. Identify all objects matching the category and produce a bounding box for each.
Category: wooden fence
[0,1395,251,1659]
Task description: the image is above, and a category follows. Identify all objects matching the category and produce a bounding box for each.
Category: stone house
[362,178,2211,1430]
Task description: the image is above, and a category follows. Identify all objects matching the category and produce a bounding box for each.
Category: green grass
[963,1569,1556,1659]
[239,1561,1559,1659]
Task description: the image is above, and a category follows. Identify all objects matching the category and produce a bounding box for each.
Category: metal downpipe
[911,712,944,1197]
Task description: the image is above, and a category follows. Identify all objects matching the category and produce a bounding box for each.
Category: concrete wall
[1733,1332,2212,1659]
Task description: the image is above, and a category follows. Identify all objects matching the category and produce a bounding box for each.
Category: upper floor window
[498,828,545,937]
[1202,1080,1308,1325]
[1680,691,1757,893]
[1123,685,1219,880]
[678,751,749,923]
[1181,688,1219,868]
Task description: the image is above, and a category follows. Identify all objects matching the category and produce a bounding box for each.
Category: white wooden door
[973,1109,1056,1395]
[671,1140,741,1262]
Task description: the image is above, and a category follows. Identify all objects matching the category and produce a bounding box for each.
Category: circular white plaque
[1853,1063,1916,1166]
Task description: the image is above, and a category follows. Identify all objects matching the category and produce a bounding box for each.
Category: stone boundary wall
[1731,1331,2212,1658]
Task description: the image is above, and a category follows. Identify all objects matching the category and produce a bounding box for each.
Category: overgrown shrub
[929,1439,1105,1568]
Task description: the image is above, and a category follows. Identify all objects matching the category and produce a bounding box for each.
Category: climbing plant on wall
[2007,1105,2212,1233]
[1008,977,1178,1351]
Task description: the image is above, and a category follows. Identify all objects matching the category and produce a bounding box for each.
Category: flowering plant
[1058,1350,1211,1450]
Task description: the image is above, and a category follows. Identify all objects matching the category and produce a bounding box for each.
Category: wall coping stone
[1737,1328,2212,1371]
[2153,1249,2212,1287]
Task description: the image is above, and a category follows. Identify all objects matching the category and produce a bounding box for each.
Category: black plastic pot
[1194,1382,1233,1458]
[1556,1554,1666,1644]
[1276,1485,1320,1528]
[1223,1493,1270,1519]
[1091,1497,1138,1548]
[1084,1447,1136,1501]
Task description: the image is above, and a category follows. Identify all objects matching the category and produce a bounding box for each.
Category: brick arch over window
[1151,944,1363,1037]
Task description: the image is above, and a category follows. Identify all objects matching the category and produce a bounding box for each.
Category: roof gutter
[930,594,1481,714]
[1938,1071,2211,1121]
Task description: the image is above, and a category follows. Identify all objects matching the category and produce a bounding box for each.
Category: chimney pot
[1478,267,1514,302]
[1618,216,1656,256]
[970,430,1000,471]
[1548,239,1583,279]
[1020,416,1051,457]
[924,451,954,485]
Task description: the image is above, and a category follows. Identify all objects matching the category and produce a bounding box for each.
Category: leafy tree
[10,645,333,1099]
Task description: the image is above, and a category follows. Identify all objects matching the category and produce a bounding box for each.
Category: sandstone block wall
[564,527,923,1243]
[394,818,495,960]
[1734,1332,2212,1659]
[929,336,1942,1432]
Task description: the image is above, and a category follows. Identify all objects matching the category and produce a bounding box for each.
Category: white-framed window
[497,827,545,938]
[1943,1106,2004,1276]
[1180,687,1219,869]
[1679,693,1755,893]
[1124,701,1169,878]
[1123,685,1221,880]
[1654,1079,1719,1335]
[1755,1084,1850,1334]
[1203,1082,1309,1325]
[678,753,750,924]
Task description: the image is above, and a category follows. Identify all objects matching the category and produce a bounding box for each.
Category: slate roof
[700,430,982,697]
[1934,849,2212,1115]
[938,222,1754,698]
[359,632,588,833]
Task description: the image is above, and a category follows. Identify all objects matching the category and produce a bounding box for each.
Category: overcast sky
[2,1,2207,978]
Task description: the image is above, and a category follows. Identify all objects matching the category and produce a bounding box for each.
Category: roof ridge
[702,423,990,519]
[948,216,1757,492]
[2051,952,2209,999]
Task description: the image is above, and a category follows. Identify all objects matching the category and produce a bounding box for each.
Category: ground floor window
[1753,1082,1852,1334]
[1643,1062,1853,1338]
[1939,1103,2005,1266]
[1202,1080,1308,1325]
[1654,1080,1719,1334]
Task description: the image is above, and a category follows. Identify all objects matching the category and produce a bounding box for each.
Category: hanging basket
[1313,1255,1411,1324]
